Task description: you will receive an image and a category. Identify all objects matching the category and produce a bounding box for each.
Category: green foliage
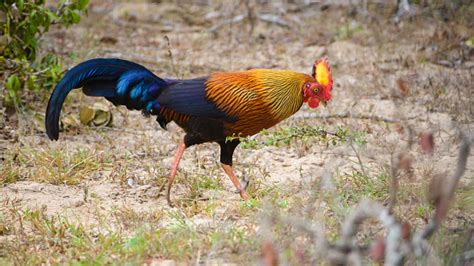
[0,0,88,107]
[336,171,390,207]
[466,36,474,48]
[227,125,367,149]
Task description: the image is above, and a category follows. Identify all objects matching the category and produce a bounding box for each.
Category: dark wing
[158,78,236,121]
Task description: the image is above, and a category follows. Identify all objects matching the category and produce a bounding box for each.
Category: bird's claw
[166,196,175,208]
[234,178,250,200]
[234,178,249,194]
[240,190,250,200]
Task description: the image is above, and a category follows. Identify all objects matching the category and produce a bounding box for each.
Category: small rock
[127,178,134,187]
[24,183,44,192]
[91,172,103,180]
[149,259,176,266]
[68,199,84,208]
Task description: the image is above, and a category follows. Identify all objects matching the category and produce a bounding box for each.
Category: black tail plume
[45,58,166,140]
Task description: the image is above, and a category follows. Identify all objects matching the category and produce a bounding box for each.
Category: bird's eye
[305,83,310,88]
[313,87,319,93]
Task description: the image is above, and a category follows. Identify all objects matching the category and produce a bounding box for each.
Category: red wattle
[308,97,320,108]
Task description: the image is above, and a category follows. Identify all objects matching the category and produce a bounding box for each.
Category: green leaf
[6,74,21,92]
[17,0,24,12]
[69,11,81,24]
[466,36,474,48]
[75,0,89,11]
[46,10,58,21]
[26,75,37,91]
[264,138,274,146]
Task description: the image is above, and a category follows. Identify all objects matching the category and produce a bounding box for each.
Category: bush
[0,0,89,108]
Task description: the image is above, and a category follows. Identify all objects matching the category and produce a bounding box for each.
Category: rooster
[45,57,333,205]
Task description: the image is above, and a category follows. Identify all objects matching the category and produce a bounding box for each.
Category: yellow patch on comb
[314,57,332,87]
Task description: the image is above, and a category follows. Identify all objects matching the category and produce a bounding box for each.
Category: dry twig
[260,134,472,265]
[295,112,401,123]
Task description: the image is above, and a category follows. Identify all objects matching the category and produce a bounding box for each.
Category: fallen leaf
[401,222,411,240]
[369,237,385,263]
[397,78,409,97]
[92,110,111,126]
[79,105,95,125]
[398,152,412,172]
[419,132,434,155]
[261,241,278,266]
[79,102,113,127]
[93,102,110,112]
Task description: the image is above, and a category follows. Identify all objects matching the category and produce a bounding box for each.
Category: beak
[321,101,328,107]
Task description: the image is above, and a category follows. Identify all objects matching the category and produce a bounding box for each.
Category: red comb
[312,57,333,91]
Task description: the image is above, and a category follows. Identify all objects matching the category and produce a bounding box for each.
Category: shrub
[0,0,89,108]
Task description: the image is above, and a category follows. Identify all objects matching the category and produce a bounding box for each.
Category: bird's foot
[157,183,174,207]
[234,178,250,194]
[166,185,176,207]
[166,194,175,208]
[240,190,250,200]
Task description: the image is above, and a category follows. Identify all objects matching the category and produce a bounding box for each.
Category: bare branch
[412,134,473,253]
[294,112,401,123]
[207,14,246,33]
[256,14,290,28]
[388,153,399,213]
[259,134,472,265]
[163,36,180,79]
[348,138,367,176]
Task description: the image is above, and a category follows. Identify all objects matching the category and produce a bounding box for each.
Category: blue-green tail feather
[45,58,166,140]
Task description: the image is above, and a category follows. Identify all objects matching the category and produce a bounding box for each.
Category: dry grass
[1,144,112,185]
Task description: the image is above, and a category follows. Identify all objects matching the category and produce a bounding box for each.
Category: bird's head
[303,57,333,108]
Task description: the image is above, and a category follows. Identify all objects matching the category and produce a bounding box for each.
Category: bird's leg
[166,135,186,206]
[221,163,250,200]
[219,139,249,200]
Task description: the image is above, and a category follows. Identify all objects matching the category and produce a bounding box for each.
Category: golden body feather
[206,69,311,136]
[159,69,313,137]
